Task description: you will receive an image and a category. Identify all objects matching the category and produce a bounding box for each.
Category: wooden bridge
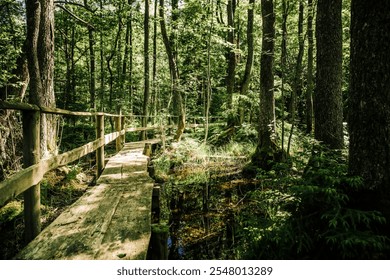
[0,101,222,260]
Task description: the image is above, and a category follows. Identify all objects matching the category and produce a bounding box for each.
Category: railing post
[121,115,125,145]
[115,115,122,152]
[96,114,105,177]
[22,110,41,243]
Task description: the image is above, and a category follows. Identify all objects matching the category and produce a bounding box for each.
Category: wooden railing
[0,100,223,242]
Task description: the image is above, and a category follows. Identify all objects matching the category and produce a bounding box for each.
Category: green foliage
[239,145,389,259]
[0,1,25,90]
[0,201,23,224]
[59,120,95,152]
[153,138,210,183]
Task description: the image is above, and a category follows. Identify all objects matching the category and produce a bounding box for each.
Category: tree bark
[252,0,278,170]
[88,27,96,109]
[287,0,305,155]
[83,0,95,109]
[226,0,236,127]
[280,0,288,152]
[152,0,158,119]
[159,0,185,141]
[26,0,57,158]
[141,0,150,140]
[348,0,390,216]
[305,0,314,133]
[314,0,343,149]
[238,0,255,124]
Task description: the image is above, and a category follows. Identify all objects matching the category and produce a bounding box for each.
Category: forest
[0,0,389,260]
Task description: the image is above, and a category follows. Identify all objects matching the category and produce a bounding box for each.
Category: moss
[0,201,23,224]
[151,223,169,233]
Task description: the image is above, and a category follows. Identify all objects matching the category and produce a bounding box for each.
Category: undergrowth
[237,145,390,259]
[152,123,389,259]
[0,164,94,259]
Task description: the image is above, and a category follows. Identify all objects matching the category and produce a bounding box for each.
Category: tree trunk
[159,0,185,141]
[128,6,134,113]
[204,0,215,143]
[226,0,236,127]
[287,0,305,155]
[152,0,158,119]
[141,0,150,140]
[84,0,95,110]
[106,21,122,115]
[280,0,288,152]
[26,0,57,158]
[314,0,343,149]
[252,0,278,170]
[305,0,314,133]
[239,0,255,124]
[122,7,131,106]
[88,27,96,109]
[99,0,104,111]
[348,0,390,218]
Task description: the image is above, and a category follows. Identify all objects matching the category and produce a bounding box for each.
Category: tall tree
[239,0,255,124]
[159,0,185,141]
[83,0,96,110]
[287,0,305,155]
[314,0,344,149]
[280,0,288,151]
[26,0,57,158]
[252,0,277,169]
[141,0,150,140]
[152,0,158,118]
[348,0,390,218]
[305,0,314,133]
[226,0,236,127]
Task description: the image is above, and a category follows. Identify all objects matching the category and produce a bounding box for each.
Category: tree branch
[56,4,95,30]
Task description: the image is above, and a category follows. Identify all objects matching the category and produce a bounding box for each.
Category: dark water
[166,184,241,260]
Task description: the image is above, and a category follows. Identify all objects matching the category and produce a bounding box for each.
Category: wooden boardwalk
[16,140,159,260]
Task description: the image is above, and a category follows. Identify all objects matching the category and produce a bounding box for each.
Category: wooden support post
[115,115,122,152]
[148,224,169,260]
[140,116,147,141]
[96,114,105,177]
[159,125,166,151]
[121,116,125,145]
[143,143,152,157]
[22,110,41,243]
[151,186,160,223]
